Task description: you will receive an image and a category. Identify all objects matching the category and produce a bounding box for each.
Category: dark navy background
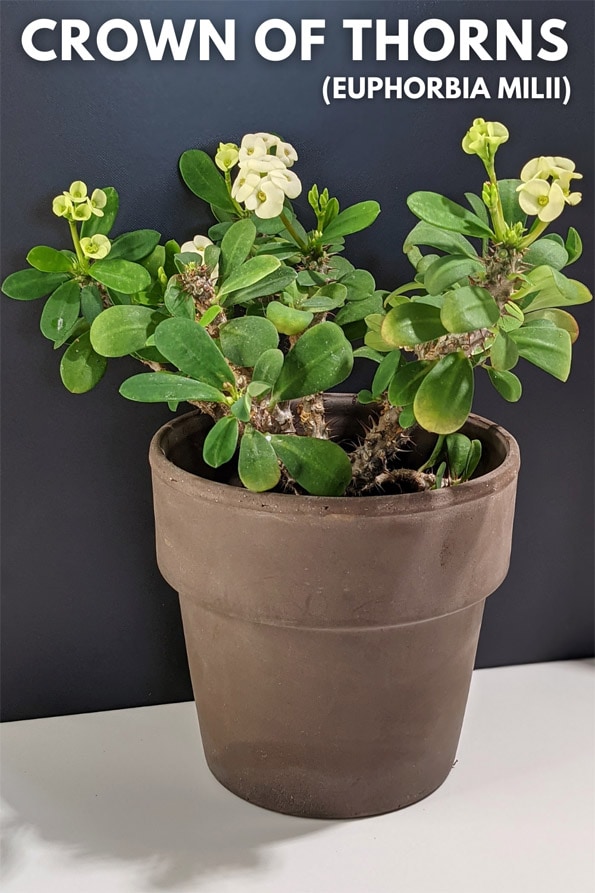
[1,1,593,720]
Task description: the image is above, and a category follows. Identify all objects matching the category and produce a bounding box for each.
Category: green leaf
[203,416,239,468]
[59,330,107,393]
[217,255,281,300]
[357,389,375,404]
[179,149,235,213]
[219,219,256,281]
[80,187,119,238]
[353,347,384,363]
[80,284,104,323]
[164,279,194,319]
[490,330,519,371]
[407,192,493,238]
[26,246,74,273]
[404,221,478,259]
[564,227,582,265]
[497,179,526,226]
[247,380,271,398]
[524,308,579,343]
[341,269,376,301]
[414,352,474,434]
[441,286,500,334]
[154,317,234,388]
[90,258,151,294]
[273,322,353,401]
[270,435,352,497]
[371,350,401,396]
[266,301,313,335]
[219,316,279,366]
[253,348,284,387]
[382,303,447,348]
[399,405,416,428]
[446,433,473,479]
[231,394,251,422]
[301,283,347,312]
[464,192,490,227]
[39,280,81,341]
[224,266,297,305]
[387,360,433,406]
[198,304,224,328]
[487,368,522,402]
[140,244,166,279]
[1,269,69,301]
[424,254,484,295]
[510,326,572,381]
[238,427,280,492]
[90,305,162,357]
[464,440,482,479]
[53,317,89,350]
[119,372,226,403]
[108,230,161,262]
[335,292,384,326]
[322,201,381,241]
[523,238,568,271]
[515,266,592,311]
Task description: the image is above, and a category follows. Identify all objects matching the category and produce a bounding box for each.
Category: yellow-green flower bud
[502,222,525,249]
[72,200,92,221]
[80,234,111,260]
[89,188,107,217]
[215,142,239,172]
[462,118,509,164]
[52,194,72,218]
[67,181,88,203]
[481,181,499,210]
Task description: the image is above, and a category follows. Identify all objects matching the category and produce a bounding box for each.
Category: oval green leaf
[510,326,572,381]
[90,258,151,294]
[407,192,493,239]
[441,286,500,334]
[179,149,235,213]
[108,230,161,262]
[388,360,433,406]
[252,348,284,387]
[414,352,474,434]
[487,368,522,402]
[203,416,239,468]
[266,301,313,336]
[490,330,519,371]
[382,303,447,348]
[273,322,353,401]
[154,317,234,388]
[219,316,279,367]
[219,219,256,281]
[424,254,484,295]
[403,221,478,259]
[27,246,74,273]
[238,427,281,492]
[59,329,107,393]
[1,269,69,301]
[91,305,161,357]
[217,255,281,299]
[119,372,225,403]
[270,435,352,497]
[322,201,381,241]
[40,280,81,341]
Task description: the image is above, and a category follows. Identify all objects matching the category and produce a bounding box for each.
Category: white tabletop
[1,660,594,893]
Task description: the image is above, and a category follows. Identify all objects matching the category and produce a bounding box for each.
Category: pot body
[149,396,520,818]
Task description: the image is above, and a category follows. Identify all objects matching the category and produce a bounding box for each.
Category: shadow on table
[0,702,333,890]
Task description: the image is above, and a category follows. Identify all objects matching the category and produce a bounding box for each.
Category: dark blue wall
[1,1,593,720]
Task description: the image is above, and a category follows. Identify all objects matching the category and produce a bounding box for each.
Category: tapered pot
[149,396,520,819]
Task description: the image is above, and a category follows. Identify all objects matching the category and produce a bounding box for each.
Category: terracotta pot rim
[149,396,520,517]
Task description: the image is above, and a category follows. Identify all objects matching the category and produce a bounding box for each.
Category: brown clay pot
[149,395,520,819]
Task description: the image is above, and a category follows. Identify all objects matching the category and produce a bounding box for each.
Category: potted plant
[2,121,591,818]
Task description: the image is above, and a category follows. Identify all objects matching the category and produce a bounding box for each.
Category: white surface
[1,661,594,893]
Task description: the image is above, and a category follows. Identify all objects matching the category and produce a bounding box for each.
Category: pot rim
[149,396,520,517]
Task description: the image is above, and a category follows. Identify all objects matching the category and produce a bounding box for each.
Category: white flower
[238,134,268,166]
[516,179,566,222]
[244,178,285,219]
[231,170,261,203]
[269,167,302,199]
[253,132,281,150]
[276,140,298,168]
[242,154,286,174]
[520,155,583,199]
[80,234,111,260]
[179,235,218,280]
[180,235,213,257]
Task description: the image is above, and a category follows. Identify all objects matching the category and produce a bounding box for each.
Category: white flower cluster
[516,156,582,222]
[231,133,301,219]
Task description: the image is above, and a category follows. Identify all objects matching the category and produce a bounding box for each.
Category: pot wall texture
[1,0,593,720]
